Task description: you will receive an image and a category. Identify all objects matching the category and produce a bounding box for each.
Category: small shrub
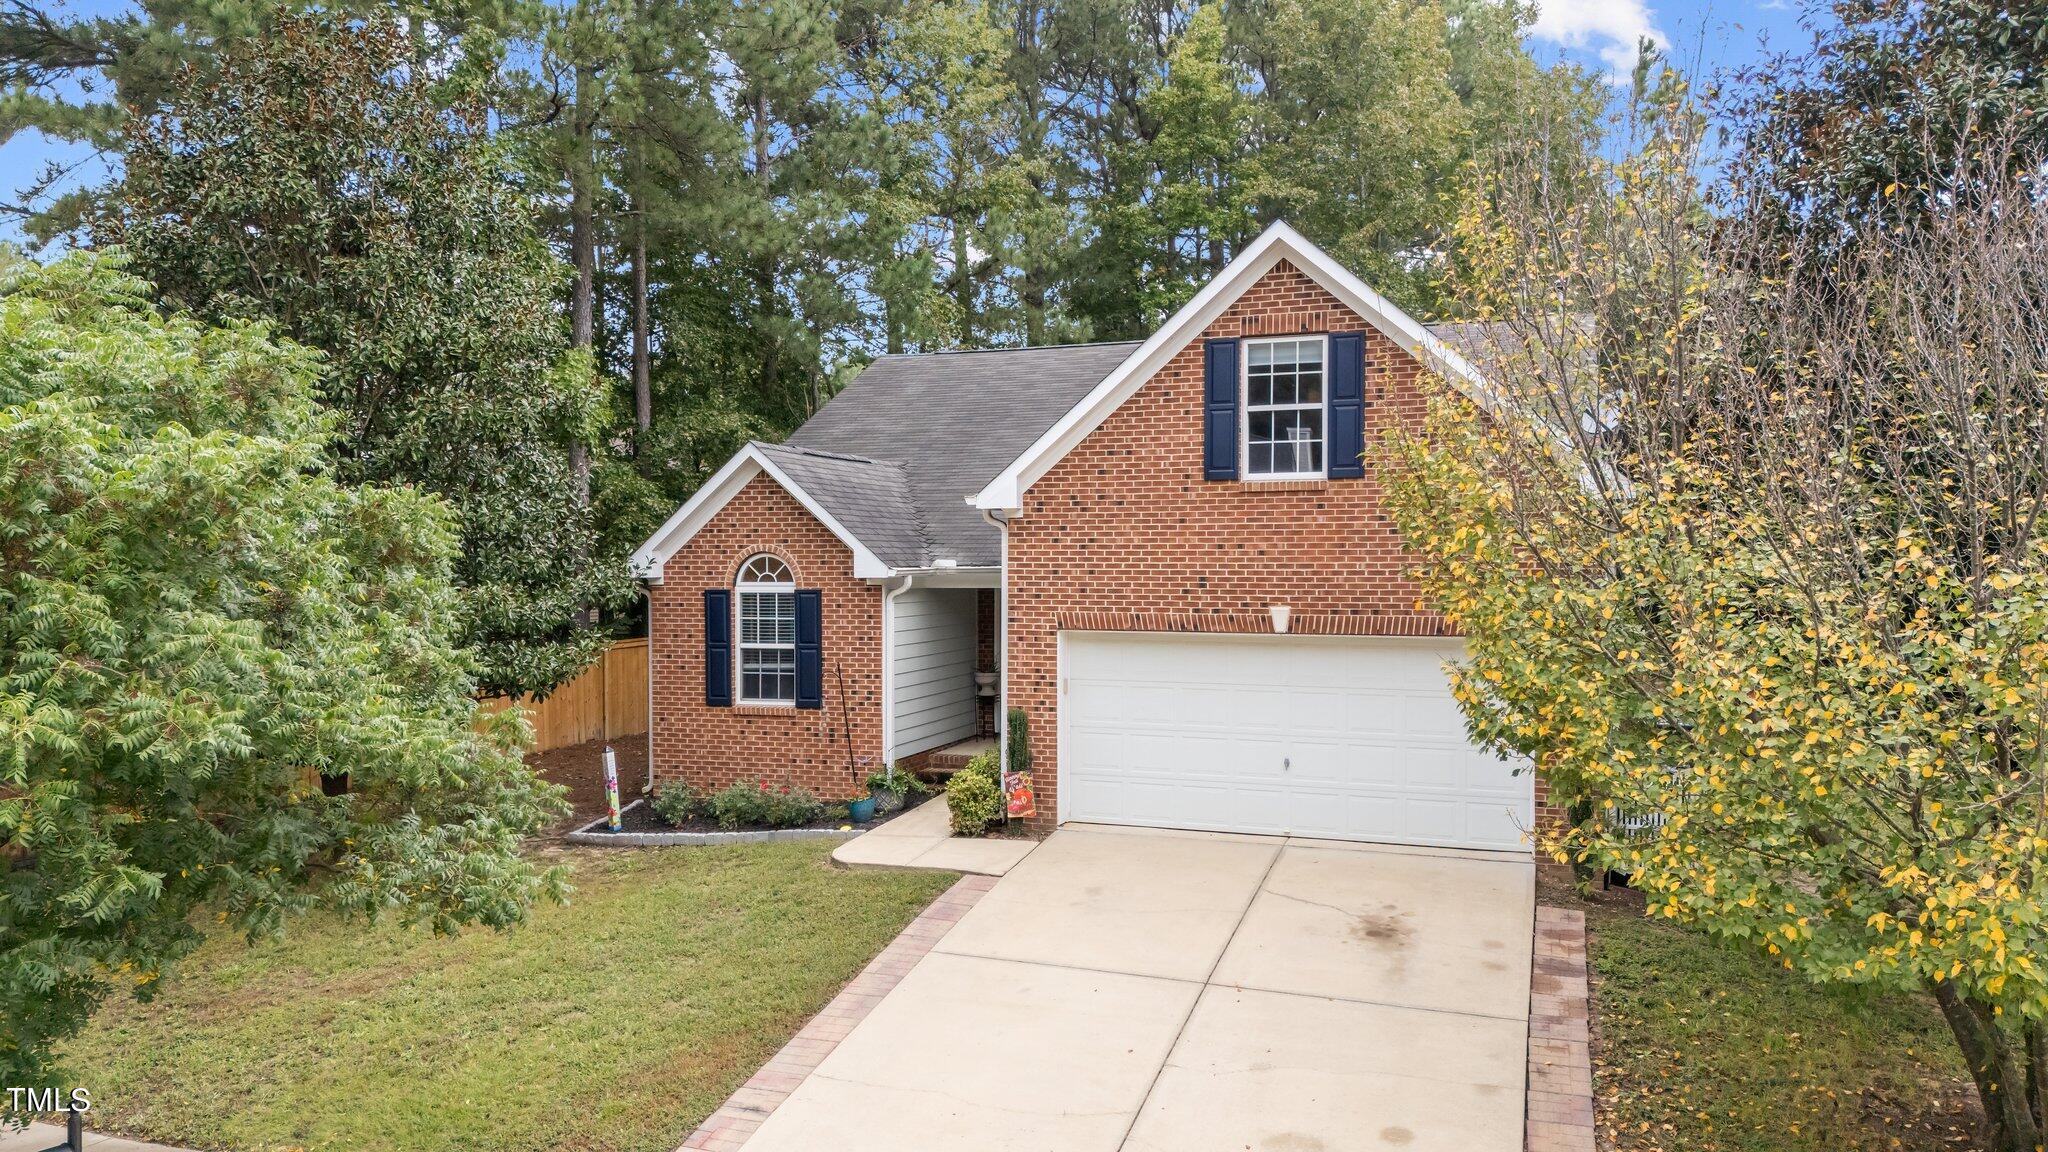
[1006,707,1031,778]
[961,749,1000,785]
[946,769,1002,836]
[866,768,928,799]
[651,782,702,826]
[704,781,827,830]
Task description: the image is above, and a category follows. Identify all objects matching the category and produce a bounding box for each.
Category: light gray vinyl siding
[891,587,978,758]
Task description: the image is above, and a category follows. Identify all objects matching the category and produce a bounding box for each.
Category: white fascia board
[971,220,1500,510]
[629,443,896,582]
[629,449,764,583]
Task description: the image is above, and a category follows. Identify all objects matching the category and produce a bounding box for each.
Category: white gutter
[881,572,919,766]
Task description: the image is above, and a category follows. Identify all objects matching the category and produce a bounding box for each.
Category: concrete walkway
[830,797,1037,875]
[748,824,1536,1152]
[1,1124,191,1152]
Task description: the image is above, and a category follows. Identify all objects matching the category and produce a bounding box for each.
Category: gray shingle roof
[1425,319,1521,379]
[752,442,927,569]
[768,329,1507,571]
[784,341,1141,568]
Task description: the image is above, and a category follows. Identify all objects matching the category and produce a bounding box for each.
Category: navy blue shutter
[1327,332,1366,479]
[1203,338,1240,480]
[794,590,823,709]
[704,589,733,707]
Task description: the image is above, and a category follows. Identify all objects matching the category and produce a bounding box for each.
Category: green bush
[704,781,826,830]
[946,769,1003,836]
[961,749,1000,785]
[651,782,702,826]
[1007,707,1032,778]
[866,768,928,799]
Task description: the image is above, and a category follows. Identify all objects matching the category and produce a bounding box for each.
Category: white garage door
[1061,632,1531,851]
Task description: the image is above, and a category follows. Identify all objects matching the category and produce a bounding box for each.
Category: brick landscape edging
[676,873,998,1152]
[563,801,864,848]
[1526,906,1595,1152]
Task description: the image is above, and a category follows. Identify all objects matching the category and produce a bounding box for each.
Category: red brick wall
[647,472,883,801]
[1005,259,1510,834]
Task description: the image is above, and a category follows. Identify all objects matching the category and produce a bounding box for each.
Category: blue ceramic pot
[847,795,878,823]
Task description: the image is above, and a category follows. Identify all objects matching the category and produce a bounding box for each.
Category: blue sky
[0,0,1828,249]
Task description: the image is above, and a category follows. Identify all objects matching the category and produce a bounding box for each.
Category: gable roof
[970,221,1499,511]
[789,341,1140,567]
[630,443,897,580]
[633,220,1507,581]
[630,341,1137,580]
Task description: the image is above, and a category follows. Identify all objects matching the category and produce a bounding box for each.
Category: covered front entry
[1059,632,1531,851]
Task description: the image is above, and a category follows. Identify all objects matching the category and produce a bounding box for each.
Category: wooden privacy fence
[480,638,649,755]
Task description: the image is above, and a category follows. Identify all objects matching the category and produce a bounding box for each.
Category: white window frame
[1241,334,1329,481]
[735,554,797,706]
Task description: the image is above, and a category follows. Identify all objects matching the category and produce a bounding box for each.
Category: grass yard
[1545,873,1985,1152]
[60,841,957,1152]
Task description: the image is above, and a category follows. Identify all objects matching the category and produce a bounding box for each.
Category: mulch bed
[528,733,650,835]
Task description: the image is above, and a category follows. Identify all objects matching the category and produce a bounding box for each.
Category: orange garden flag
[1004,772,1036,820]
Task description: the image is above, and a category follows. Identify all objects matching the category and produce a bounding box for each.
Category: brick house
[631,222,1542,849]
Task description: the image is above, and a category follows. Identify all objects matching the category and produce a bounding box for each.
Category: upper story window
[736,554,796,704]
[1244,336,1325,479]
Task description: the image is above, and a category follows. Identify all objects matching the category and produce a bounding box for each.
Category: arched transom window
[736,554,797,704]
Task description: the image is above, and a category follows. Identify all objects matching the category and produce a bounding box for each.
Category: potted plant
[845,788,878,823]
[867,765,924,814]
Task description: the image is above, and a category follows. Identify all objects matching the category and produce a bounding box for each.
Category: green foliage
[1385,76,2048,1146]
[0,251,568,1092]
[650,782,701,827]
[946,763,1003,836]
[95,14,632,697]
[1005,708,1031,779]
[962,749,1000,786]
[1733,0,2048,250]
[866,769,928,799]
[681,782,829,831]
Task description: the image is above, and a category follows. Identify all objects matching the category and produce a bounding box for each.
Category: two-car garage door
[1060,632,1532,851]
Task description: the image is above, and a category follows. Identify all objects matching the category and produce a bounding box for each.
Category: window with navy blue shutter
[1203,338,1240,480]
[703,589,733,707]
[1327,331,1366,479]
[794,589,823,709]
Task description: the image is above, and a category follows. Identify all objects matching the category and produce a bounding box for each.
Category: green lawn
[1568,878,1984,1152]
[61,841,957,1152]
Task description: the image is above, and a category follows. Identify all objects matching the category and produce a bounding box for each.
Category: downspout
[981,508,1010,822]
[644,581,657,794]
[882,572,918,768]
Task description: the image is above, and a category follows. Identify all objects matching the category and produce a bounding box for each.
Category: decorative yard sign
[1005,772,1036,820]
[602,746,623,832]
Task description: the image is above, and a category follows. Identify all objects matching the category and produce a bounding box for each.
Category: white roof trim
[971,220,1498,510]
[630,442,894,582]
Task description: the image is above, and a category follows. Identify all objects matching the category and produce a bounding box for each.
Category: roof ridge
[756,440,887,467]
[874,338,1143,359]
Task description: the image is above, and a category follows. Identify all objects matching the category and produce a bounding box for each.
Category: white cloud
[1527,0,1667,82]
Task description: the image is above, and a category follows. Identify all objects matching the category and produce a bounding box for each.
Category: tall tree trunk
[630,190,651,439]
[569,61,597,509]
[953,219,974,347]
[752,86,784,411]
[1933,981,2044,1150]
[2029,1020,2048,1135]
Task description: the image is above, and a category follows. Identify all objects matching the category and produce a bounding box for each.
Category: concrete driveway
[742,824,1534,1152]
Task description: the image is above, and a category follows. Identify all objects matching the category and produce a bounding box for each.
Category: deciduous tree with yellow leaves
[1386,87,2048,1148]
